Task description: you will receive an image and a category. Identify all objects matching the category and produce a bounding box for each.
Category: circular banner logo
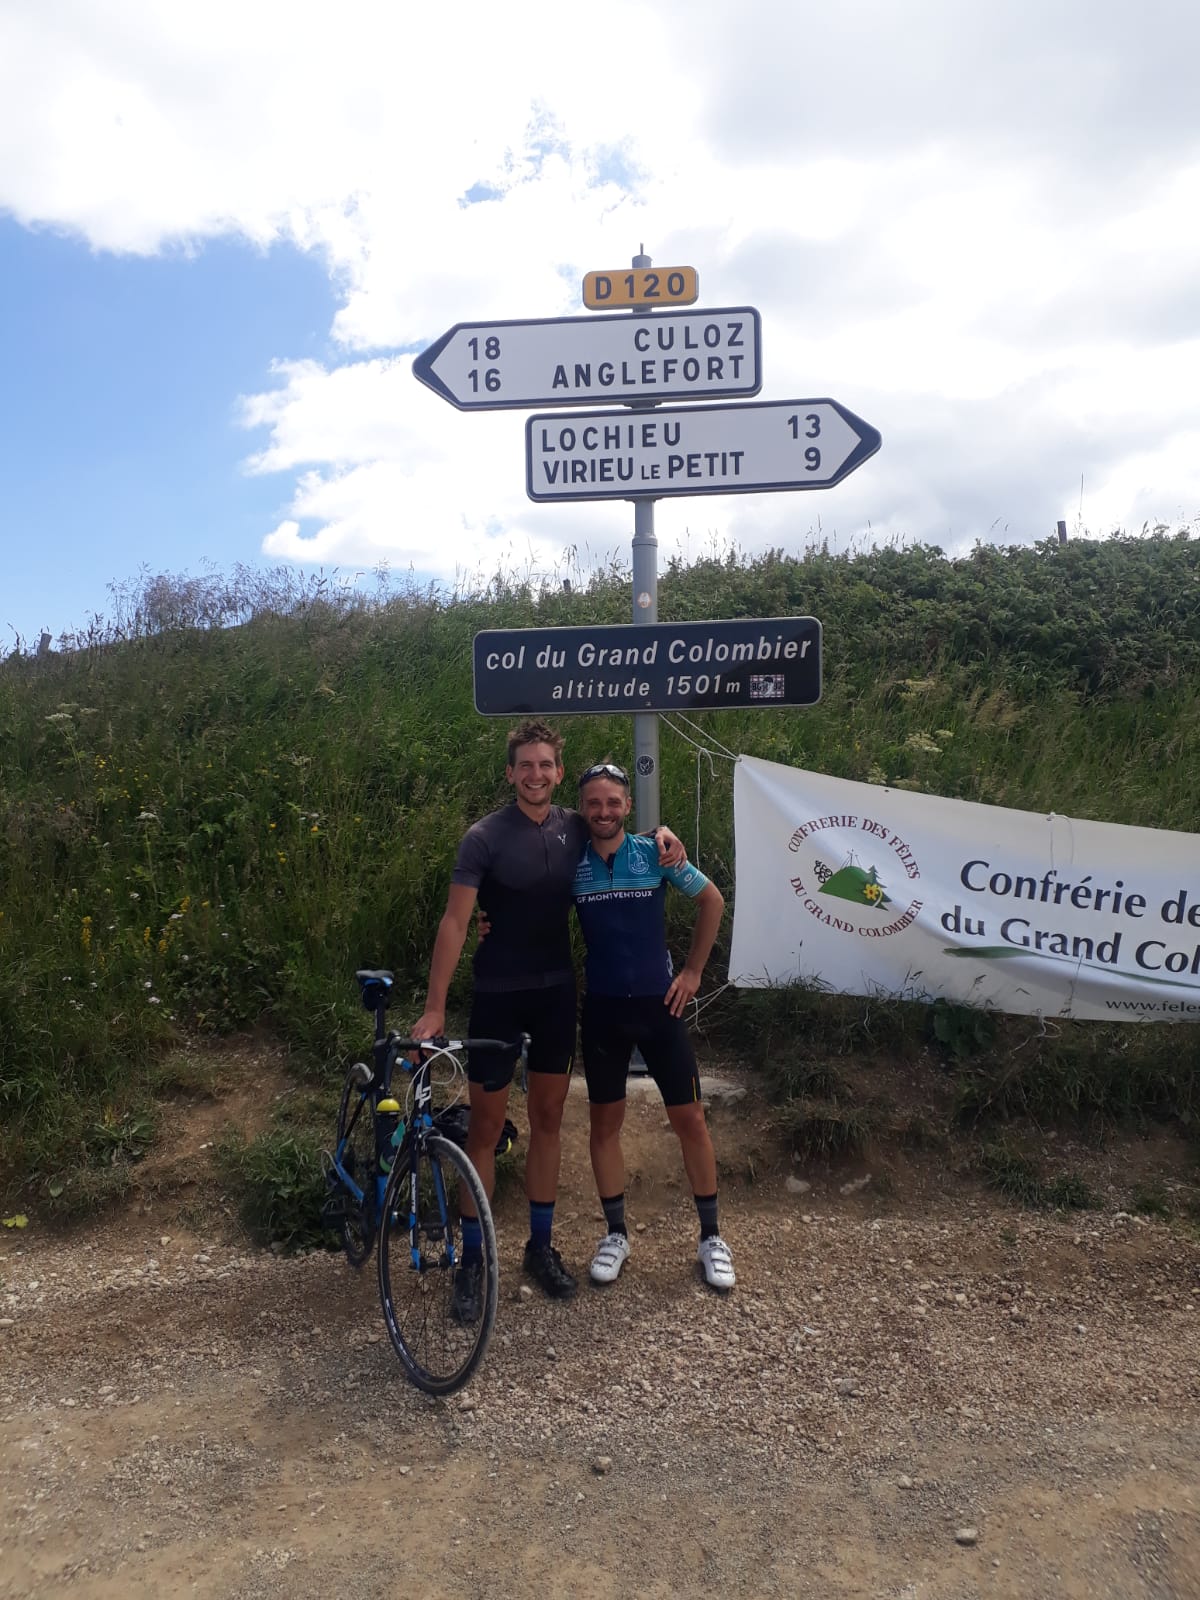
[786,815,923,940]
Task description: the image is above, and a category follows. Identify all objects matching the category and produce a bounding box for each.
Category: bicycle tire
[377,1132,498,1396]
[334,1071,376,1267]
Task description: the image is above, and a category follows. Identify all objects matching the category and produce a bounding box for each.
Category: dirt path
[2,1071,1199,1598]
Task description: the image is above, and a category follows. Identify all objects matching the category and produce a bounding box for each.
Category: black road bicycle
[325,968,526,1395]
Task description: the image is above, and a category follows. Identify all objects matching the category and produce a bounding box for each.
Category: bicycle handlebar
[391,1032,530,1060]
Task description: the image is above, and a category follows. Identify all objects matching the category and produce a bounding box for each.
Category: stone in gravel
[518,1285,533,1301]
[458,1394,475,1412]
[546,1346,557,1360]
[592,1456,613,1475]
[836,1379,861,1398]
[786,1177,811,1195]
[898,1475,915,1490]
[955,1527,979,1546]
[840,1175,871,1196]
[697,1075,746,1106]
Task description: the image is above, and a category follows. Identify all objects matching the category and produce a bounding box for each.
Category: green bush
[979,1142,1098,1211]
[218,1128,330,1252]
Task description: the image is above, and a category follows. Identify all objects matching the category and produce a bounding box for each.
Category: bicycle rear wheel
[377,1132,498,1395]
[334,1071,376,1267]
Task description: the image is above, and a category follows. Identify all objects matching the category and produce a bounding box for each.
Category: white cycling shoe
[589,1231,631,1284]
[697,1234,736,1290]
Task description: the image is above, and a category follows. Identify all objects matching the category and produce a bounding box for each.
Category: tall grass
[3,531,1199,1191]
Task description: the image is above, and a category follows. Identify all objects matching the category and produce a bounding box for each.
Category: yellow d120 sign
[583,266,699,310]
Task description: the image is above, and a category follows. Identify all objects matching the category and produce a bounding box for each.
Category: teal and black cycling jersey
[572,833,710,997]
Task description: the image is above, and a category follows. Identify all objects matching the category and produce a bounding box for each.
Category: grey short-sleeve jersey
[452,803,588,992]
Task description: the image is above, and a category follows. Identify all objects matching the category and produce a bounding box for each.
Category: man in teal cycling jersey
[572,761,735,1291]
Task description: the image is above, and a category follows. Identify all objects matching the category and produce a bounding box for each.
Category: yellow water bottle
[376,1098,404,1174]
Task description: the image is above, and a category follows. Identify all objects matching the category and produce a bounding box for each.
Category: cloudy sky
[2,0,1197,649]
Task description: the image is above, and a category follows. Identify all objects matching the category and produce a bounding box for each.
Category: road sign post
[411,247,883,837]
[631,491,659,824]
[629,249,660,829]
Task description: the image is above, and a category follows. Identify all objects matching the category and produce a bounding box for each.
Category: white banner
[729,755,1200,1022]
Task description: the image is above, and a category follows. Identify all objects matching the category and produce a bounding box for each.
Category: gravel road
[2,1072,1199,1598]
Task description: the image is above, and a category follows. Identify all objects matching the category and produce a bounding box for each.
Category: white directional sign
[412,307,762,411]
[525,398,881,501]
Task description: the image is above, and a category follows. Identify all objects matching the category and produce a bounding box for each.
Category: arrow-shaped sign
[413,307,762,411]
[525,398,881,502]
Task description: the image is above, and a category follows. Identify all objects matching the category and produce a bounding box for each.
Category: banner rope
[689,981,734,1020]
[662,712,739,762]
[657,713,738,872]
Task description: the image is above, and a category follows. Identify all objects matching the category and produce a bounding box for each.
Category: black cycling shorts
[580,992,701,1108]
[467,981,577,1092]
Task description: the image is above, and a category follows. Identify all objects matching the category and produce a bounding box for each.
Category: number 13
[787,411,822,471]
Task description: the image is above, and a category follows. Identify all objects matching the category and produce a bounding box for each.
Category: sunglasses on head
[578,762,629,788]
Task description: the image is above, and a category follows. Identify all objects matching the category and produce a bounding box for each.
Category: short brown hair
[506,719,564,767]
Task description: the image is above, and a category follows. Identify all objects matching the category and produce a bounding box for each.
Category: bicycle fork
[405,1074,457,1272]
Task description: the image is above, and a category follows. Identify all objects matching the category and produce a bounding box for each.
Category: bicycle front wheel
[377,1132,498,1396]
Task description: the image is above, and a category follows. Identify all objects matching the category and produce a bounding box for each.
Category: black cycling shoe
[523,1240,578,1300]
[450,1258,483,1326]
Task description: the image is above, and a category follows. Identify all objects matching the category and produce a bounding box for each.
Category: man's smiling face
[580,776,631,843]
[506,740,564,811]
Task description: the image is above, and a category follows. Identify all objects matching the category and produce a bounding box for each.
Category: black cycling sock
[601,1192,627,1237]
[694,1191,720,1240]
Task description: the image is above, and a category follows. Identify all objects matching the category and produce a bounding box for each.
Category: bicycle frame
[330,971,524,1263]
[329,990,428,1239]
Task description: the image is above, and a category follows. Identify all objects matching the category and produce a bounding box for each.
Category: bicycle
[325,967,527,1395]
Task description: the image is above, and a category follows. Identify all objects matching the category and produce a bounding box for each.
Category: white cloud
[2,0,1198,594]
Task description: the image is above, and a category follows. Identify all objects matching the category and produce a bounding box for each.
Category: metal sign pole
[630,249,660,830]
[632,495,659,827]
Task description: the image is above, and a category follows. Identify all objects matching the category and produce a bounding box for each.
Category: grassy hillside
[3,533,1199,1204]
